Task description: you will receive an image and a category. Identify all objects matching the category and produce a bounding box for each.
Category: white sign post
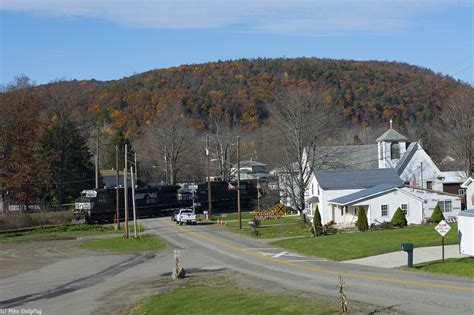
[435,220,451,262]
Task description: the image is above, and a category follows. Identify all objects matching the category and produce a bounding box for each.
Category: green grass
[0,224,117,243]
[225,216,309,239]
[129,276,338,315]
[403,257,474,278]
[271,224,459,261]
[80,234,165,252]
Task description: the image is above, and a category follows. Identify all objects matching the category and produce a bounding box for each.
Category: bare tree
[269,89,336,222]
[209,118,240,181]
[140,102,194,184]
[437,86,474,177]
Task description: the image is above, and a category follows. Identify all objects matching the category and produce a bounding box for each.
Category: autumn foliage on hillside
[76,58,461,133]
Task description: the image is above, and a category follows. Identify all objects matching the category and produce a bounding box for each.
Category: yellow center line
[162,219,474,292]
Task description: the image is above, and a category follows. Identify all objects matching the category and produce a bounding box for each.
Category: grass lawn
[80,234,165,252]
[271,224,459,261]
[403,257,474,278]
[0,224,118,243]
[129,276,338,315]
[225,215,309,239]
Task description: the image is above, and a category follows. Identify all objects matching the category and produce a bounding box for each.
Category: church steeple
[377,121,407,169]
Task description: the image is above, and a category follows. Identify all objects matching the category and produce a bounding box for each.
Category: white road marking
[272,252,288,258]
[257,251,305,258]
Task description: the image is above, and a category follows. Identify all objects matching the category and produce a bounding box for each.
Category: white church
[279,121,465,226]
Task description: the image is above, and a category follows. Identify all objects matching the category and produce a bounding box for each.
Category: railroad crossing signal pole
[124,144,129,238]
[131,166,138,239]
[206,135,212,219]
[95,125,100,189]
[237,136,241,229]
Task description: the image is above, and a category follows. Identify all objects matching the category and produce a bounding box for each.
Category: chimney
[389,119,393,129]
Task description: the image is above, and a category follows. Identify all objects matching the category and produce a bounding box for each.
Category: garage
[458,209,474,256]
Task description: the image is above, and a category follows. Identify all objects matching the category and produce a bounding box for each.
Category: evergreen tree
[313,204,323,236]
[391,207,408,227]
[105,129,134,171]
[431,203,445,223]
[356,206,369,232]
[36,118,96,208]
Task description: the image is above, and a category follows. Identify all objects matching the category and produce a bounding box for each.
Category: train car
[194,180,257,213]
[74,185,181,223]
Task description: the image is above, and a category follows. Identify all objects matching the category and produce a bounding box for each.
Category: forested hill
[40,58,464,132]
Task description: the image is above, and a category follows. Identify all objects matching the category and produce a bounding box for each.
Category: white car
[176,209,197,225]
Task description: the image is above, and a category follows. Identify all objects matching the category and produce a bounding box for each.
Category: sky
[0,0,472,86]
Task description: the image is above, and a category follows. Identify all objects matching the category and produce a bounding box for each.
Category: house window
[439,200,452,213]
[354,207,358,215]
[458,189,465,195]
[340,208,343,216]
[426,181,433,190]
[401,204,408,216]
[381,204,388,217]
[311,184,314,195]
[390,142,400,159]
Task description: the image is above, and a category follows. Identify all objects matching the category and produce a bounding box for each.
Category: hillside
[21,58,467,134]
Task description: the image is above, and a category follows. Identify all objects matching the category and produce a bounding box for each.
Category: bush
[391,207,408,227]
[356,206,369,232]
[313,205,323,236]
[0,211,73,231]
[431,203,445,223]
[370,221,393,230]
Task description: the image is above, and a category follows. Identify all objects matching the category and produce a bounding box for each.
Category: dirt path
[0,235,119,279]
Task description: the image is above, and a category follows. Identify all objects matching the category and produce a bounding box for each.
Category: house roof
[239,160,267,167]
[461,176,474,188]
[308,144,378,171]
[440,171,466,184]
[306,196,319,203]
[376,128,408,142]
[458,209,474,217]
[315,168,402,190]
[328,183,403,206]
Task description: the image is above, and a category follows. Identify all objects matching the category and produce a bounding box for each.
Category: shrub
[431,203,445,223]
[391,207,408,227]
[356,206,369,232]
[313,205,323,236]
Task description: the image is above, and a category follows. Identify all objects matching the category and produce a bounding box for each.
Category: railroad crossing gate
[274,203,286,215]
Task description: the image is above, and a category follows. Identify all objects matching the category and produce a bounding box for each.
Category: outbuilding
[458,209,474,256]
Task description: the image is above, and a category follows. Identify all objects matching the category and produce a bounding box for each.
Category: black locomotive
[74,180,257,223]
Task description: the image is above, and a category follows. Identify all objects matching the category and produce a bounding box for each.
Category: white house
[461,176,474,209]
[327,185,462,226]
[305,168,403,225]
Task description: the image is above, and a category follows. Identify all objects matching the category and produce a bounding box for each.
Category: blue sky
[0,1,472,86]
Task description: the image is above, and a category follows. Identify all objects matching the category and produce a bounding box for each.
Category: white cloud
[0,0,469,35]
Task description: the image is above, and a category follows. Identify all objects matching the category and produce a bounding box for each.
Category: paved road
[0,218,472,314]
[146,218,473,315]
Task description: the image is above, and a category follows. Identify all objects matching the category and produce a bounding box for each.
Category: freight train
[74,180,257,223]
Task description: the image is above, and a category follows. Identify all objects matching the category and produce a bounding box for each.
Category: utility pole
[124,144,129,238]
[237,136,241,229]
[95,125,99,189]
[134,152,138,182]
[164,146,168,184]
[206,135,212,219]
[131,166,138,239]
[115,145,120,230]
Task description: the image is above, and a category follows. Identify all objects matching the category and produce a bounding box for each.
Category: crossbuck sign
[435,220,451,237]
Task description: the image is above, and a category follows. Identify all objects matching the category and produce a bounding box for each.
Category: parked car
[176,209,197,225]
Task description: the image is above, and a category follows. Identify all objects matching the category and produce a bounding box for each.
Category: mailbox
[401,243,414,267]
[401,243,413,251]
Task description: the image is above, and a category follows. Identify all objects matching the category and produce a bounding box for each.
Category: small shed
[458,209,474,256]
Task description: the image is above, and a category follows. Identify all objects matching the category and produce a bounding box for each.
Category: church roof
[396,142,419,175]
[308,144,378,171]
[314,168,402,190]
[376,128,408,142]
